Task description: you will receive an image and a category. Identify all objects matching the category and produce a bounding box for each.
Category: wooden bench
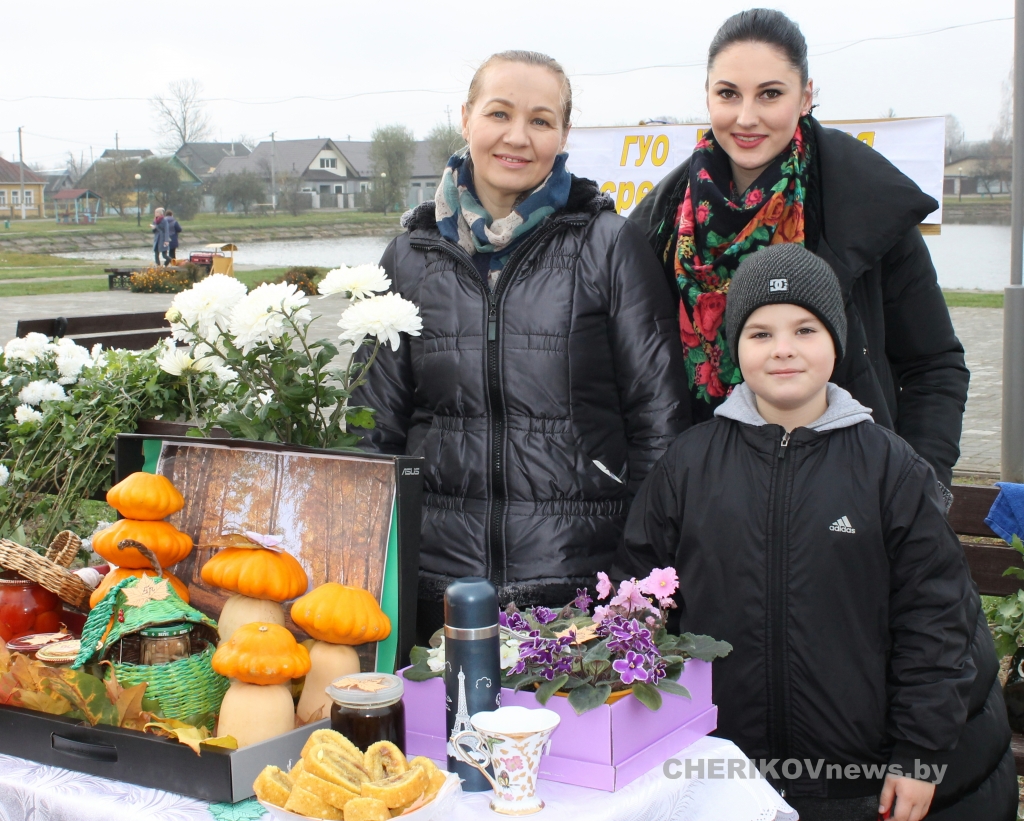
[16,312,172,351]
[949,483,1024,774]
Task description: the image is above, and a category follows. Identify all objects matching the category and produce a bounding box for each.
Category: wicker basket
[0,531,91,609]
[107,642,228,728]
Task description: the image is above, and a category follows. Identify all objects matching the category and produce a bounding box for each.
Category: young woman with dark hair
[353,51,688,636]
[631,8,969,501]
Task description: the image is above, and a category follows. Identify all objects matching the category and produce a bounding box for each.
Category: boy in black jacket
[614,244,1015,821]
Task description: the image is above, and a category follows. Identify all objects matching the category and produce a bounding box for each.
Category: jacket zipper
[769,429,791,796]
[411,216,586,588]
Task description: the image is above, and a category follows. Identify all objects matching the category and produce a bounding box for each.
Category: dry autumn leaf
[333,676,389,693]
[555,623,599,645]
[145,718,239,756]
[122,575,170,607]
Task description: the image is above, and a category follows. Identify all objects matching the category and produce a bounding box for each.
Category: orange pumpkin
[200,548,308,602]
[106,472,184,520]
[291,582,391,645]
[212,622,311,685]
[91,520,193,569]
[89,568,190,609]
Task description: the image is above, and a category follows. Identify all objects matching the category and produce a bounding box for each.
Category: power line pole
[1005,0,1024,481]
[17,127,25,221]
[445,105,453,130]
[270,131,277,211]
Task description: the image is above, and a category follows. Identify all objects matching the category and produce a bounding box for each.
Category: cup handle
[451,730,498,792]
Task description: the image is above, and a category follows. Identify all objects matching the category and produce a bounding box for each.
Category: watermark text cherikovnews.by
[663,757,948,785]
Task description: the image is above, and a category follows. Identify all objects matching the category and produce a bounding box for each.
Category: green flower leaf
[535,674,569,705]
[677,633,733,662]
[654,678,691,699]
[567,682,612,715]
[630,681,663,711]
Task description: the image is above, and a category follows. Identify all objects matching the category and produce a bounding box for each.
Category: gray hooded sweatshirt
[714,382,874,432]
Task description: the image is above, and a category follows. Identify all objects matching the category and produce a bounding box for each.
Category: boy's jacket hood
[714,382,874,432]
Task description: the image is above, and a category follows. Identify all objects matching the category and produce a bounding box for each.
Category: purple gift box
[401,660,718,792]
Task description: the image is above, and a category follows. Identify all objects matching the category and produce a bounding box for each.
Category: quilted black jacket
[353,176,689,606]
[614,416,1016,818]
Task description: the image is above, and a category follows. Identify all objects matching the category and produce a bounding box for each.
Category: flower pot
[403,661,717,792]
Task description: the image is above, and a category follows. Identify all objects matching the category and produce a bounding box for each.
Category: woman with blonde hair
[354,50,688,635]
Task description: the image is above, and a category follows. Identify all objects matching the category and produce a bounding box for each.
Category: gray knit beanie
[726,244,847,363]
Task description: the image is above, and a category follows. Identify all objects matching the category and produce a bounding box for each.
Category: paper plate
[258,772,462,821]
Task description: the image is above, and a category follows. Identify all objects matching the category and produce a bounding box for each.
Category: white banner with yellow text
[564,117,945,224]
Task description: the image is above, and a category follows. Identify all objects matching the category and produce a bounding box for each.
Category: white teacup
[452,705,560,815]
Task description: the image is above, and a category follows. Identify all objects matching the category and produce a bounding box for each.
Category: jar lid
[0,571,33,586]
[6,632,71,654]
[326,672,404,706]
[36,640,81,664]
[140,623,193,638]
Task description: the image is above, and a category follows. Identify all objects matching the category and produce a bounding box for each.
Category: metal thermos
[444,577,500,791]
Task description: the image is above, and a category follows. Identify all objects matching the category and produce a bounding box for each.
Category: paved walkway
[0,294,1004,476]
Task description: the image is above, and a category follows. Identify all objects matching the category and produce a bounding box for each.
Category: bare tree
[945,115,966,164]
[882,107,897,119]
[151,79,213,151]
[426,122,466,175]
[995,68,1013,144]
[368,125,415,214]
[65,151,88,183]
[234,134,257,152]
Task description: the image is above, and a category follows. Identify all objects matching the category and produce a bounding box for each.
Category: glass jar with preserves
[0,571,63,643]
[327,672,406,752]
[139,623,193,666]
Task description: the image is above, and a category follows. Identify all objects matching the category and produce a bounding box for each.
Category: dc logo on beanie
[768,278,788,293]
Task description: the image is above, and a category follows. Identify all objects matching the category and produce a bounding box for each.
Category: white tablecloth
[0,735,796,821]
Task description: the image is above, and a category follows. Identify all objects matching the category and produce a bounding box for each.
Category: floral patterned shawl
[672,118,812,404]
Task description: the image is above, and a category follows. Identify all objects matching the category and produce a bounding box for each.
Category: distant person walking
[630,8,969,501]
[164,210,182,262]
[150,207,170,266]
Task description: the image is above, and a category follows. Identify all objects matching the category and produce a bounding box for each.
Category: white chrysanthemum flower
[318,264,391,300]
[337,292,422,351]
[229,282,311,354]
[0,465,8,487]
[18,379,65,406]
[156,345,216,376]
[214,365,237,384]
[55,339,92,383]
[1,376,11,387]
[4,333,54,364]
[14,404,43,425]
[168,274,248,344]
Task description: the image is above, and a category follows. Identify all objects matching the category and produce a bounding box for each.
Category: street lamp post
[380,171,387,215]
[135,173,142,227]
[958,166,963,203]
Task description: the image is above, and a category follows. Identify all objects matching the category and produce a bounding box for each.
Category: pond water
[57,224,1013,291]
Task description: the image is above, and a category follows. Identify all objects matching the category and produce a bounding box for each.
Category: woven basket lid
[72,575,216,669]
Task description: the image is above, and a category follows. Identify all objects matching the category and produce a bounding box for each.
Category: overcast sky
[1,0,1014,169]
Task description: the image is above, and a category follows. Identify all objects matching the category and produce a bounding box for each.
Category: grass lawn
[943,290,1004,308]
[0,211,400,239]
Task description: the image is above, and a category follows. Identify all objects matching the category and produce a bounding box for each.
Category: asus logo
[401,468,420,476]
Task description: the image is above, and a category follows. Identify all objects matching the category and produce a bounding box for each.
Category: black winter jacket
[353,177,689,606]
[614,412,1015,817]
[629,118,970,489]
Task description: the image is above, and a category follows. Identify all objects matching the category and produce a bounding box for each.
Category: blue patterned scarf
[434,149,571,287]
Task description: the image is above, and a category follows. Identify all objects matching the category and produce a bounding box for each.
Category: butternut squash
[217,680,295,748]
[296,641,360,724]
[217,594,284,643]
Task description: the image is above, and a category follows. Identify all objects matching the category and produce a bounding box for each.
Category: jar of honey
[327,672,406,752]
[0,571,63,643]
